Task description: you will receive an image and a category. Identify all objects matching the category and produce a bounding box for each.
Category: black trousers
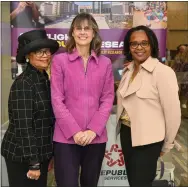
[5,158,49,187]
[54,142,106,187]
[120,125,163,187]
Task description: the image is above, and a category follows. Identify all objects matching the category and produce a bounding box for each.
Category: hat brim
[16,38,59,64]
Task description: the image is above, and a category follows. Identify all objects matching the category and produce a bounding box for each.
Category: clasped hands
[73,130,96,146]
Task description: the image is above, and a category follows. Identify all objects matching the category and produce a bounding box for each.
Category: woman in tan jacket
[116,25,181,187]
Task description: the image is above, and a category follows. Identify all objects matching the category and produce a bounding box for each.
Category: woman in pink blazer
[50,13,114,187]
[116,25,181,187]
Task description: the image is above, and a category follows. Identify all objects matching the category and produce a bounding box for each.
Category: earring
[26,58,29,62]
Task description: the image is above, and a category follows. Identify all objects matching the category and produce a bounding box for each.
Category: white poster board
[98,114,129,186]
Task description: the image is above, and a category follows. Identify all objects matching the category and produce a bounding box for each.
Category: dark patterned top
[1,63,54,165]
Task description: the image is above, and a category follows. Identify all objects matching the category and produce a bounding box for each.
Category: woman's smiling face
[129,30,151,64]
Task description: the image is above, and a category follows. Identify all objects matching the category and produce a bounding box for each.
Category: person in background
[10,1,40,28]
[11,56,18,79]
[173,44,187,72]
[51,13,114,187]
[1,30,59,187]
[116,25,181,187]
[180,46,188,72]
[178,44,187,54]
[179,46,188,113]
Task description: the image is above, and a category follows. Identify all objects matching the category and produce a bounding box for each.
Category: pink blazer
[51,50,114,144]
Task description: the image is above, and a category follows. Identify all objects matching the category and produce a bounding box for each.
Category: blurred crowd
[172,44,188,117]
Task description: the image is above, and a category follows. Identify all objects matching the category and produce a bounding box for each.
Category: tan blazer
[116,57,181,153]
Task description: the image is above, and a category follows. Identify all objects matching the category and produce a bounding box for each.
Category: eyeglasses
[74,26,93,33]
[35,49,51,57]
[130,41,150,49]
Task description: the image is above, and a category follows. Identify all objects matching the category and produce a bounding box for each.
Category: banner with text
[11,1,167,80]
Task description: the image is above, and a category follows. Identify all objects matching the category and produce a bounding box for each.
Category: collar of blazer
[118,56,159,98]
[123,56,159,73]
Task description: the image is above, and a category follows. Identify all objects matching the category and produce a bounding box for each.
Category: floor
[166,117,188,186]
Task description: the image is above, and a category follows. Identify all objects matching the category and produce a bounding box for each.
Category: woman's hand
[79,130,96,146]
[73,131,85,145]
[160,152,165,157]
[73,130,96,146]
[17,2,27,13]
[27,169,40,180]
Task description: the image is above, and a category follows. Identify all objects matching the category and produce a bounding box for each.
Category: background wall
[167,2,188,50]
[1,1,12,125]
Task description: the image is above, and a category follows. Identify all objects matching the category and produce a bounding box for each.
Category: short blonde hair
[66,13,102,56]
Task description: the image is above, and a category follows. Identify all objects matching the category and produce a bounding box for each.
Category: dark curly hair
[123,25,159,61]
